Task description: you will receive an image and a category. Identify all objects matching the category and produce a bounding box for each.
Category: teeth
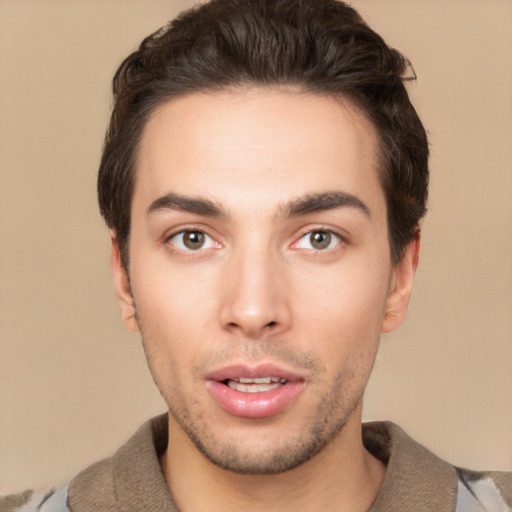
[227,377,287,393]
[236,376,284,384]
[239,377,270,384]
[227,381,281,393]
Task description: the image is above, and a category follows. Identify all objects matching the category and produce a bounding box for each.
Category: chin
[169,399,355,475]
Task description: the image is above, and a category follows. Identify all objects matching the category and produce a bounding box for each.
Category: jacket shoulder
[68,457,117,511]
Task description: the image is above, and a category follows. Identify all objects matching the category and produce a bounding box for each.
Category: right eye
[168,230,217,251]
[293,229,342,251]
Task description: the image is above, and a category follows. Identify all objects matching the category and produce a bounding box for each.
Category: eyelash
[166,227,218,252]
[165,227,346,254]
[292,228,345,252]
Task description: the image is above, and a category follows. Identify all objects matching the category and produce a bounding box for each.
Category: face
[112,89,418,474]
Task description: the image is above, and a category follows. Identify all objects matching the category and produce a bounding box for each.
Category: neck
[161,405,386,512]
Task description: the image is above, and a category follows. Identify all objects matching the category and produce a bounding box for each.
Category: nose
[219,245,292,338]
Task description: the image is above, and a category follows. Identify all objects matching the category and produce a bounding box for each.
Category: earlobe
[381,231,421,334]
[110,235,140,333]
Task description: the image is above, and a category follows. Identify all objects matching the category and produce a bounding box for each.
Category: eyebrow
[146,190,370,220]
[281,191,371,219]
[147,192,228,218]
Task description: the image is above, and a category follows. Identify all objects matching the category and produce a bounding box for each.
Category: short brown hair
[98,0,429,268]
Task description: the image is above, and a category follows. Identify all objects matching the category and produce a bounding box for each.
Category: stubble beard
[142,340,366,475]
[165,369,364,475]
[135,307,371,475]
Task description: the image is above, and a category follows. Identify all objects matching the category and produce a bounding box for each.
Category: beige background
[1,0,511,493]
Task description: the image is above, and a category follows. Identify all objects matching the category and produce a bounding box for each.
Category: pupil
[310,231,330,249]
[184,231,204,249]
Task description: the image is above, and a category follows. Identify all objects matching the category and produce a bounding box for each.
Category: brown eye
[169,230,216,251]
[182,231,205,250]
[294,229,341,251]
[309,231,331,250]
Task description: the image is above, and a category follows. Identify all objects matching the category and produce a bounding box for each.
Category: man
[2,0,510,511]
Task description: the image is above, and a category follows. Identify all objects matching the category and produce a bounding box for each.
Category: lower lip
[206,380,305,418]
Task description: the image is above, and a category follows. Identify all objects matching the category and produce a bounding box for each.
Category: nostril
[266,321,277,328]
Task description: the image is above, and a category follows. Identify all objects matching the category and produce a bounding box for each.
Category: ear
[381,231,421,334]
[110,234,140,333]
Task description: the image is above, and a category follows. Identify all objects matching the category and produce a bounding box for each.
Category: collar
[112,414,177,512]
[364,421,458,511]
[72,414,459,511]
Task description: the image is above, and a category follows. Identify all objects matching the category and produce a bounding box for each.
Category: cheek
[129,264,220,386]
[297,262,390,331]
[132,257,218,325]
[292,258,390,375]
[132,278,204,400]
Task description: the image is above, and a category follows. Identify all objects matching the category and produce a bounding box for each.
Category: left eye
[168,230,217,251]
[294,230,341,250]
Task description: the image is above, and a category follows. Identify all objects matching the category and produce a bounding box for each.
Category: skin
[111,88,419,511]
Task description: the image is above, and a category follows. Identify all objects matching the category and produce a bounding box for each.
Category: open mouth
[207,367,304,418]
[223,376,287,393]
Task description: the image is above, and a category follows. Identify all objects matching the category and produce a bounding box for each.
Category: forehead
[134,88,383,217]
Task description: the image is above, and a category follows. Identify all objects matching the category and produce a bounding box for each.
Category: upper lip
[205,362,307,383]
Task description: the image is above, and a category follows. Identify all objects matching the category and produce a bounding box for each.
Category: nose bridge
[219,237,290,336]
